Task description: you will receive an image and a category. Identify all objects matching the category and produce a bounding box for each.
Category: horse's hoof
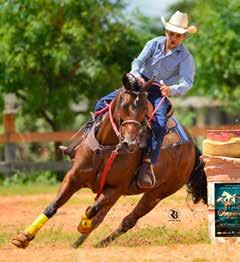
[72,234,89,249]
[72,241,80,249]
[11,232,32,249]
[77,215,93,234]
[95,239,109,248]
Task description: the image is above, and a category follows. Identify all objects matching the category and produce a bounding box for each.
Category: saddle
[84,121,131,174]
[146,98,187,149]
[162,117,184,149]
[81,117,188,179]
[64,98,189,160]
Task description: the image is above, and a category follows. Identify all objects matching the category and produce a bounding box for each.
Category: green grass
[0,231,11,248]
[0,171,60,196]
[112,224,210,247]
[1,223,209,249]
[35,225,79,246]
[0,225,79,248]
[0,183,59,196]
[0,225,16,248]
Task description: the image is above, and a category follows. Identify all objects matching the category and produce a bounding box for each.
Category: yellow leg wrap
[24,214,48,237]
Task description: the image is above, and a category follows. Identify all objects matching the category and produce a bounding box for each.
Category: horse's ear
[122,73,131,90]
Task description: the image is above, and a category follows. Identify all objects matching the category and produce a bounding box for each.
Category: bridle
[108,84,148,149]
[95,74,165,199]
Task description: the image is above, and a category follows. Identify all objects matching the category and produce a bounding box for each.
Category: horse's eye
[121,102,129,112]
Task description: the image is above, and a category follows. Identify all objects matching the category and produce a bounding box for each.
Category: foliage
[168,0,196,16]
[130,10,163,38]
[0,0,145,131]
[0,170,57,186]
[168,0,240,112]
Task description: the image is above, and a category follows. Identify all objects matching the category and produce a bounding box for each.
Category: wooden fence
[1,98,239,175]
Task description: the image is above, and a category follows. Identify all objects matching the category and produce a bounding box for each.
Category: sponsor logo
[168,208,181,221]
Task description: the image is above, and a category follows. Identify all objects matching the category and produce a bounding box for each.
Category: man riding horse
[63,11,197,189]
[12,11,207,249]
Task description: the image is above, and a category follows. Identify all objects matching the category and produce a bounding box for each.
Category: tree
[191,0,240,110]
[0,0,146,158]
[0,0,145,129]
[168,0,240,112]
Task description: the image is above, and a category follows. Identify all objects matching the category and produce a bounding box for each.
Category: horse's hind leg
[72,188,121,248]
[11,163,86,249]
[96,189,162,247]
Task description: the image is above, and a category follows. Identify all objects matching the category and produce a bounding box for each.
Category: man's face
[165,30,186,49]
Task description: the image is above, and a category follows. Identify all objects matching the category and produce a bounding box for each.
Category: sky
[127,0,178,17]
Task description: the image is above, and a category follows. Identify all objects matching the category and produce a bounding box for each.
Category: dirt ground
[0,189,239,262]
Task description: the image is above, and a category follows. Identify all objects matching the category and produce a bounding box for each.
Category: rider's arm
[169,54,195,96]
[130,39,155,78]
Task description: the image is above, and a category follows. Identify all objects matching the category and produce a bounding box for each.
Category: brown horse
[12,74,207,249]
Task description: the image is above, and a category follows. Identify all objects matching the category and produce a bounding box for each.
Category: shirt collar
[162,37,183,54]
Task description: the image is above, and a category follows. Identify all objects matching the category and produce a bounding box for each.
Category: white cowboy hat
[161,11,197,34]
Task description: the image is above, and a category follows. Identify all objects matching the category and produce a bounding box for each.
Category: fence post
[3,93,18,165]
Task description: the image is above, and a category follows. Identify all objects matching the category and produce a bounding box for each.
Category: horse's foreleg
[96,190,162,247]
[72,188,121,248]
[11,164,85,249]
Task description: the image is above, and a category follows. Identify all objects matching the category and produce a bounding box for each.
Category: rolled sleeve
[130,40,154,78]
[170,54,195,96]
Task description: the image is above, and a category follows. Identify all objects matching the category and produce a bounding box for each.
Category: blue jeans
[95,87,169,165]
[95,90,119,112]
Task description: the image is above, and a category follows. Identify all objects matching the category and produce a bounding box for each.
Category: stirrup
[149,164,156,186]
[137,160,156,189]
[60,116,95,159]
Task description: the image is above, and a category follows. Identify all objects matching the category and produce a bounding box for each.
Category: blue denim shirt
[130,36,195,96]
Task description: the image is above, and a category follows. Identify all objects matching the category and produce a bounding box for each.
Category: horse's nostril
[122,141,129,150]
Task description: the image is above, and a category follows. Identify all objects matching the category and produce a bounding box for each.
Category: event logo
[168,208,181,221]
[215,183,240,237]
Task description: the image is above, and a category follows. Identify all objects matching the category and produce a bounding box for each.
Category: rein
[96,145,120,200]
[108,93,142,141]
[148,96,166,122]
[96,82,165,200]
[108,100,121,139]
[96,90,143,199]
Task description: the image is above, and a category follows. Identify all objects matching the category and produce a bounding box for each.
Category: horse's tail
[186,146,208,204]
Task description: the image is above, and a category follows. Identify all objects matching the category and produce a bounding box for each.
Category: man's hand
[160,83,171,97]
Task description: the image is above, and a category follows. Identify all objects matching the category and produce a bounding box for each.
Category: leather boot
[63,136,83,159]
[137,159,156,188]
[61,118,95,159]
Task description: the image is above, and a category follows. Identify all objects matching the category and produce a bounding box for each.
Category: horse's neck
[96,99,119,146]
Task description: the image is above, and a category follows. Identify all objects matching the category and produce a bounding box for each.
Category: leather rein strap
[96,85,164,199]
[96,90,142,199]
[108,94,142,140]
